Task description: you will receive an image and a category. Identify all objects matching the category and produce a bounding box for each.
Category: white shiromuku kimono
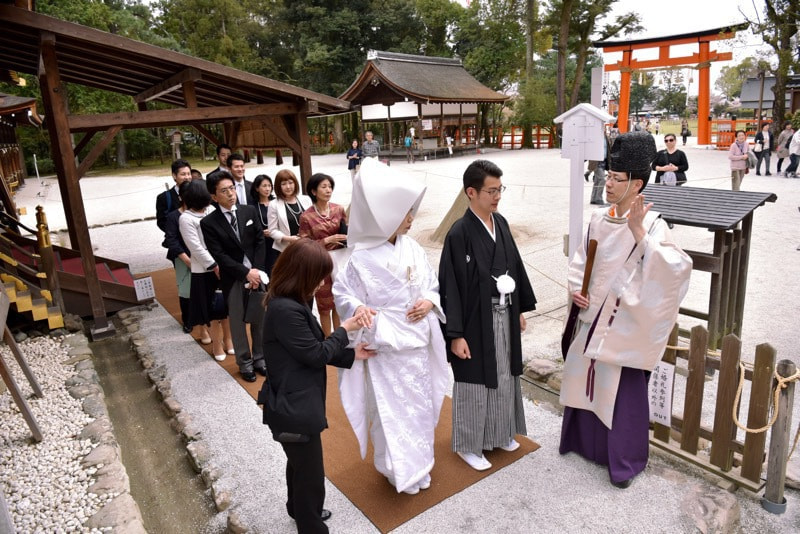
[560,208,692,428]
[333,235,450,493]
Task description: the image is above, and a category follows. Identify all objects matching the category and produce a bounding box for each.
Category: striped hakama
[452,301,527,455]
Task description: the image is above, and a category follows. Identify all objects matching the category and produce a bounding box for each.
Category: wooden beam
[183,80,198,108]
[133,68,202,103]
[68,102,299,132]
[295,113,312,193]
[76,126,121,179]
[192,124,222,148]
[260,116,302,153]
[38,32,111,332]
[72,130,98,157]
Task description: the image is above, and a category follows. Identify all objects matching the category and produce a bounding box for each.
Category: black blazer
[200,204,266,294]
[155,187,180,232]
[754,131,774,152]
[162,209,189,261]
[259,297,354,435]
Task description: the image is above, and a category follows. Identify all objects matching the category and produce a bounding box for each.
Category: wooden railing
[651,324,794,495]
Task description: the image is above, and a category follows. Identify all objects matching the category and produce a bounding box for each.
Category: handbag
[662,171,677,186]
[747,151,757,169]
[244,283,267,324]
[754,141,763,153]
[210,289,226,317]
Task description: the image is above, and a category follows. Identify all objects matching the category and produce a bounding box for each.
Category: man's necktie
[227,211,240,240]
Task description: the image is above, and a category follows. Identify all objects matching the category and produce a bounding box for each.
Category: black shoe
[321,509,332,522]
[240,371,257,382]
[611,478,633,489]
[766,172,772,176]
[584,171,590,182]
[756,172,761,176]
[182,324,192,334]
[254,366,267,377]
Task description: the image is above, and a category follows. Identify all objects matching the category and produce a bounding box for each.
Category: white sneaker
[214,353,226,362]
[499,439,520,452]
[418,474,431,490]
[457,451,492,471]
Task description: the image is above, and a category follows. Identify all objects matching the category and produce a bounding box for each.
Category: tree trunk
[525,0,535,79]
[569,46,589,108]
[116,130,127,168]
[333,115,344,152]
[555,0,573,117]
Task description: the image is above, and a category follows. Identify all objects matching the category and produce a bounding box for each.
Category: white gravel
[0,336,112,533]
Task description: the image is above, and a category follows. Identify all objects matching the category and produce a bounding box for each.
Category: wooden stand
[0,291,43,442]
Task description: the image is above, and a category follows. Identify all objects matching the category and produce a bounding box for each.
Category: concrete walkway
[12,141,800,532]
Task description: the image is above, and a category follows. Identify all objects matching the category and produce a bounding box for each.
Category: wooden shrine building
[340,50,508,155]
[0,4,349,337]
[0,93,40,219]
[595,24,747,144]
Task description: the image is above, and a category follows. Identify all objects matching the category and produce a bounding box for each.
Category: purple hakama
[559,366,650,484]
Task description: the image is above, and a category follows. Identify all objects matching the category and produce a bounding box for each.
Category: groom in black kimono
[439,160,536,471]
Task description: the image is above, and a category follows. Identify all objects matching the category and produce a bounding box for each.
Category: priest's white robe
[560,208,692,428]
[333,235,450,492]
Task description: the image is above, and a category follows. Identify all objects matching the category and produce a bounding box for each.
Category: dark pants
[756,150,771,174]
[786,154,800,175]
[777,157,785,172]
[282,434,327,533]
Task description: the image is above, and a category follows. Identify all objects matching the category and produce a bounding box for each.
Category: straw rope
[730,362,800,459]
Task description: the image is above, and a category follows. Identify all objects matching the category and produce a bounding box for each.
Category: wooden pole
[762,359,796,513]
[38,33,112,337]
[697,41,711,145]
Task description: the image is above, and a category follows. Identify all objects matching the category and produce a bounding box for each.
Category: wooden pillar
[697,41,711,145]
[295,113,312,194]
[617,51,632,133]
[37,33,112,337]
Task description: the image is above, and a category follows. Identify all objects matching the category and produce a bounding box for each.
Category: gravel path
[0,335,112,532]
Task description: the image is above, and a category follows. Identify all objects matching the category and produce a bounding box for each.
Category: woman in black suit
[260,239,374,533]
[249,174,280,275]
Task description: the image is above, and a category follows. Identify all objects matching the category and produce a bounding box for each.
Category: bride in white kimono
[333,158,450,495]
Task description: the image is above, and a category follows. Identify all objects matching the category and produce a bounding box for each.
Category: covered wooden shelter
[0,92,40,218]
[340,50,508,154]
[0,4,349,337]
[595,24,747,144]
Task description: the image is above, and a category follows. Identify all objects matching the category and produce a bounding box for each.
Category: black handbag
[337,217,348,249]
[244,284,267,324]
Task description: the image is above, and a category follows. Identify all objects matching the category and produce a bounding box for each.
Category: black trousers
[281,433,327,534]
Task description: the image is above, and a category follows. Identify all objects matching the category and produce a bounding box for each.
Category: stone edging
[120,307,249,534]
[61,332,147,532]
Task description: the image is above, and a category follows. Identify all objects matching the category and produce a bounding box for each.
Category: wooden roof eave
[341,63,508,106]
[0,5,352,115]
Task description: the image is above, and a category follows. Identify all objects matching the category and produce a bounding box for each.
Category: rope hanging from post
[731,362,800,458]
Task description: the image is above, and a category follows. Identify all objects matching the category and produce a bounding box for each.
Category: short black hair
[307,173,334,204]
[463,160,502,194]
[206,170,234,195]
[182,179,211,211]
[251,174,274,203]
[216,144,232,156]
[171,159,191,175]
[177,180,192,206]
[226,153,245,168]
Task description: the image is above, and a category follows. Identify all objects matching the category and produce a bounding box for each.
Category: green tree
[414,0,463,56]
[657,69,687,116]
[629,72,656,117]
[715,57,760,100]
[547,0,642,114]
[745,0,800,122]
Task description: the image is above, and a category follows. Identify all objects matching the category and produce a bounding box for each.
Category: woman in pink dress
[299,173,347,337]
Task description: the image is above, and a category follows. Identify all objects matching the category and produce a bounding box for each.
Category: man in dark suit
[208,143,233,177]
[156,159,191,232]
[227,153,255,206]
[201,171,267,382]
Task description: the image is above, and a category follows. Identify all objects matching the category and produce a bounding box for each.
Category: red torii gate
[594,24,747,144]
